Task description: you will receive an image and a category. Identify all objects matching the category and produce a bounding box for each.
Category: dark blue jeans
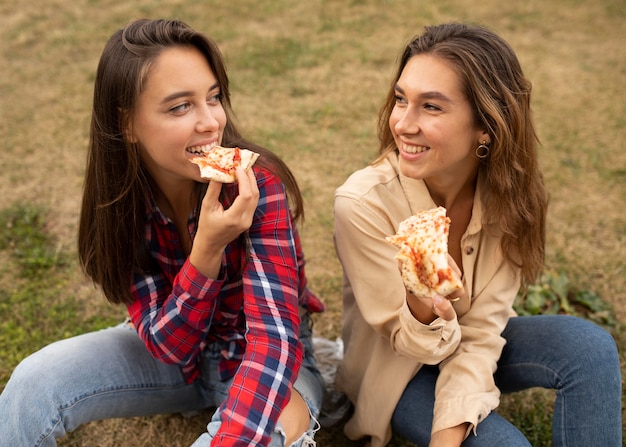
[391,315,622,446]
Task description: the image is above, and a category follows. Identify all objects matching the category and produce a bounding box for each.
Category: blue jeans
[391,315,622,446]
[0,313,324,447]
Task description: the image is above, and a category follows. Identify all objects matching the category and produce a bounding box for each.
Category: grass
[0,0,624,446]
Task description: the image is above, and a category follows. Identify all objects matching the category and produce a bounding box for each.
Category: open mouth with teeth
[186,143,217,156]
[401,144,431,154]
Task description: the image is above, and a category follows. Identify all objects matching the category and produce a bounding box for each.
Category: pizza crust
[190,146,260,183]
[386,206,464,299]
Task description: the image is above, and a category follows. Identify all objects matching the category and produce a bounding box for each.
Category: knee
[5,343,72,401]
[6,349,51,394]
[563,317,620,383]
[278,390,312,445]
[573,317,618,362]
[1,351,52,418]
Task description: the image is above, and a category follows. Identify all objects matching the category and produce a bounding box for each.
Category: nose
[393,107,420,135]
[196,104,220,133]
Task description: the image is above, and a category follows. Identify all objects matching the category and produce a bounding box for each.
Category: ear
[119,108,138,143]
[478,130,491,145]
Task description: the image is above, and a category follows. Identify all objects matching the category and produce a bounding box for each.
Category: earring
[475,140,490,159]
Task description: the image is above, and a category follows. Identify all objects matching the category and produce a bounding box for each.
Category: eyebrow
[160,82,220,104]
[394,83,453,103]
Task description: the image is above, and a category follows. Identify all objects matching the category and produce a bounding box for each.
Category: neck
[152,180,197,223]
[426,173,477,212]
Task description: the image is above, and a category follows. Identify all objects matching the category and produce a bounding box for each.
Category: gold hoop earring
[475,141,490,159]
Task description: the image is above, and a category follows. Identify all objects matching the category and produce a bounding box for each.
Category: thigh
[391,366,531,447]
[3,322,208,428]
[292,364,324,420]
[496,315,622,447]
[391,365,438,446]
[495,314,618,392]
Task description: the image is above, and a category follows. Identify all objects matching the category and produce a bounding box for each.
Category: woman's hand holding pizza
[428,256,465,321]
[390,208,466,323]
[190,166,260,278]
[430,293,457,322]
[405,286,457,323]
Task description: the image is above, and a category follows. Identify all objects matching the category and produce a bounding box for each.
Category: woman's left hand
[430,294,457,321]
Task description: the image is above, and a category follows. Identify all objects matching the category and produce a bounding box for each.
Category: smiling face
[389,54,488,185]
[129,45,227,189]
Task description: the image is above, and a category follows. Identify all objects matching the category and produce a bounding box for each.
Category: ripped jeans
[191,311,323,447]
[0,312,324,447]
[190,358,321,447]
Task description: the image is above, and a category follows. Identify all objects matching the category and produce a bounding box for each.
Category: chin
[399,161,426,180]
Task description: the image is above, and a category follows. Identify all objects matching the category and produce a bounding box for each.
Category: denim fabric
[0,313,324,447]
[391,315,622,447]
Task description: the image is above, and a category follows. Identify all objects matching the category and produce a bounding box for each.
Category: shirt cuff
[397,300,461,358]
[177,259,224,296]
[432,393,500,437]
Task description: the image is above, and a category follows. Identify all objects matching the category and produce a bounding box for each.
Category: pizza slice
[190,145,260,183]
[386,206,464,299]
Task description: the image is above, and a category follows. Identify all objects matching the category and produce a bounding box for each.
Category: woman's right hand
[189,166,260,278]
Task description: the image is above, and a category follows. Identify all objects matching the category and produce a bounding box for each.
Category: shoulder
[335,152,401,203]
[252,166,287,201]
[334,153,410,234]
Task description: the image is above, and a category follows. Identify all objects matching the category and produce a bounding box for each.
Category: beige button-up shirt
[334,152,520,447]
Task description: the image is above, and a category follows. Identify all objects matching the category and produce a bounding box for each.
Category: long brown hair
[377,23,547,285]
[78,19,304,304]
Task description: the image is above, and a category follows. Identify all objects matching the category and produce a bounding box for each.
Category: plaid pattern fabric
[127,167,324,445]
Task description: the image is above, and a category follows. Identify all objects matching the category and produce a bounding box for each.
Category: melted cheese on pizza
[190,146,259,183]
[386,206,463,298]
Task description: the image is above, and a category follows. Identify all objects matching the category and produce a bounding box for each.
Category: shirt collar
[389,151,486,237]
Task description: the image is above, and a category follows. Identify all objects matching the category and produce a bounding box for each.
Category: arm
[336,191,519,442]
[129,169,303,445]
[211,169,303,446]
[127,167,260,374]
[424,217,521,442]
[127,258,224,373]
[334,195,461,362]
[431,249,520,436]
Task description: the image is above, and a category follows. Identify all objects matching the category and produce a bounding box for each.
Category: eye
[424,103,442,112]
[394,94,407,105]
[207,92,222,105]
[169,102,191,114]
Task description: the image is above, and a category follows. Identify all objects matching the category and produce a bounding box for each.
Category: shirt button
[465,246,474,255]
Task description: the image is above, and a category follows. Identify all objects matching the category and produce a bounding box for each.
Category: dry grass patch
[1,0,624,446]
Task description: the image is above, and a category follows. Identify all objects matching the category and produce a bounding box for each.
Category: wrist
[189,244,224,279]
[406,292,437,324]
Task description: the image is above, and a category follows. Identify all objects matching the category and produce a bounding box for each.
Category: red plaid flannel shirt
[127,167,324,446]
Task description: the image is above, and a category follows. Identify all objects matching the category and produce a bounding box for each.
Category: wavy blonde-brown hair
[376,23,548,285]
